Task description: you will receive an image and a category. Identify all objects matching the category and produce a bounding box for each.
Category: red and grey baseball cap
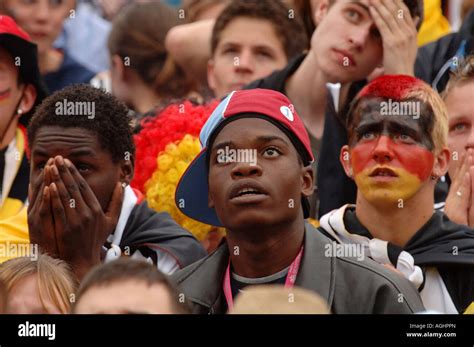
[175,89,315,227]
[0,15,48,125]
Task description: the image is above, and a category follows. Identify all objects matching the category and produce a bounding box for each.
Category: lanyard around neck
[223,246,304,311]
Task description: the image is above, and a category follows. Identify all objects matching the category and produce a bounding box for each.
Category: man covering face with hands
[27,85,206,280]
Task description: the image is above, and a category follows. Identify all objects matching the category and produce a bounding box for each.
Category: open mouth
[229,181,268,202]
[234,187,263,197]
[369,167,398,178]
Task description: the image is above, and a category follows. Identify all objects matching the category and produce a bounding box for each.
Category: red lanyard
[223,246,304,311]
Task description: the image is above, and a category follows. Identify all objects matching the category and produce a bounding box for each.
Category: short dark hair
[27,84,135,165]
[211,0,308,58]
[74,258,190,314]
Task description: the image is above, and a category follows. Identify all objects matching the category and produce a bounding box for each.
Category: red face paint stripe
[351,136,434,181]
[0,89,11,102]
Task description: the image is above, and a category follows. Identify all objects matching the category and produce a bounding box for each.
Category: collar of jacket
[174,223,335,314]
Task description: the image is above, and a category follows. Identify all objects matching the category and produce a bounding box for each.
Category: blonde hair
[405,83,449,154]
[443,55,474,101]
[230,285,331,314]
[0,254,78,314]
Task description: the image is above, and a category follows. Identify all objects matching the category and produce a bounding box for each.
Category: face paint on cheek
[351,139,435,205]
[0,89,12,104]
[392,145,434,181]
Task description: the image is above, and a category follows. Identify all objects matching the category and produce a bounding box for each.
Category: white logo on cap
[280,106,294,122]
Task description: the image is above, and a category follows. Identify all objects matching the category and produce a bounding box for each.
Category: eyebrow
[348,1,370,14]
[212,135,290,151]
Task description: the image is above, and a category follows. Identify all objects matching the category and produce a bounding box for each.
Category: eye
[50,0,64,6]
[450,123,468,133]
[361,132,376,140]
[345,9,361,22]
[222,47,238,55]
[256,50,273,59]
[75,163,91,173]
[262,147,281,158]
[395,134,415,144]
[36,162,46,171]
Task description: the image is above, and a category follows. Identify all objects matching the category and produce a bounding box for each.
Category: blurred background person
[166,0,308,99]
[230,285,331,314]
[442,55,474,226]
[55,0,112,74]
[0,254,78,314]
[1,0,95,93]
[106,1,196,117]
[0,15,48,257]
[73,258,190,314]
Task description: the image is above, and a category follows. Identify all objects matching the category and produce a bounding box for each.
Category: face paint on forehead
[349,97,435,150]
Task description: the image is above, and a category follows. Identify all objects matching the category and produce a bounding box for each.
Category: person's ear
[340,145,354,179]
[207,59,217,92]
[413,16,421,30]
[119,158,134,185]
[208,191,215,208]
[111,55,126,82]
[18,84,37,114]
[301,166,314,198]
[314,0,331,26]
[432,147,450,180]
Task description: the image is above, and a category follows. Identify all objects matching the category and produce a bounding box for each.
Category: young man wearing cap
[319,75,474,313]
[0,15,48,255]
[173,88,424,314]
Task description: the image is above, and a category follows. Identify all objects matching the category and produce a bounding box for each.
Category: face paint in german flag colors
[0,88,11,105]
[352,134,434,205]
[349,96,436,206]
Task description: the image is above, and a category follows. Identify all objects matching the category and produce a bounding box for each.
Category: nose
[348,24,371,49]
[466,127,474,150]
[34,1,50,22]
[234,49,254,74]
[231,161,262,179]
[372,135,395,163]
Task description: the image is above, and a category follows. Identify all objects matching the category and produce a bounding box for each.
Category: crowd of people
[0,0,473,314]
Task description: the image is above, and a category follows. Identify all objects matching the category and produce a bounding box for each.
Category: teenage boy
[319,74,474,313]
[27,84,206,279]
[1,0,95,93]
[173,88,424,314]
[442,56,474,226]
[246,0,423,217]
[166,0,308,99]
[73,258,190,314]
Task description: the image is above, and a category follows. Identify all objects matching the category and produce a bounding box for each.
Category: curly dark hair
[27,84,135,165]
[211,0,308,58]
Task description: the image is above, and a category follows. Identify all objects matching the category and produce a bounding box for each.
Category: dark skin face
[207,117,313,233]
[28,126,133,280]
[30,126,132,211]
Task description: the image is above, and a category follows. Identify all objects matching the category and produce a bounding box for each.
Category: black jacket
[172,224,424,314]
[416,9,474,92]
[119,202,207,269]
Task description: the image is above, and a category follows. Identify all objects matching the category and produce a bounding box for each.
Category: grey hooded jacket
[172,224,425,314]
